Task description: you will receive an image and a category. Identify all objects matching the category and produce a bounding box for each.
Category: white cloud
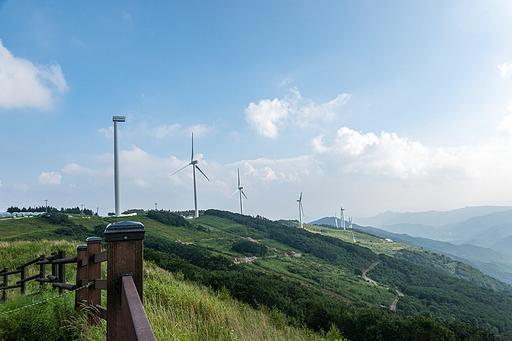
[0,39,68,110]
[498,113,512,135]
[188,124,212,138]
[61,163,102,177]
[98,127,114,139]
[0,180,2,187]
[245,88,349,138]
[38,171,62,185]
[245,98,288,138]
[498,63,512,78]
[312,127,472,181]
[156,123,181,139]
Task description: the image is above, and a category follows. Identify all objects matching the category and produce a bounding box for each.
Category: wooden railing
[0,221,156,341]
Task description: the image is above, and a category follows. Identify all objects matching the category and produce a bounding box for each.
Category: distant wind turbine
[230,168,247,214]
[171,133,210,218]
[297,192,304,229]
[348,217,353,229]
[334,212,339,228]
[340,205,345,230]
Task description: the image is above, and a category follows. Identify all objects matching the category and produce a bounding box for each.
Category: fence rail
[0,221,156,341]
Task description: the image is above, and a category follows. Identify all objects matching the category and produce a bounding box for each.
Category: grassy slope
[0,239,347,341]
[305,224,512,293]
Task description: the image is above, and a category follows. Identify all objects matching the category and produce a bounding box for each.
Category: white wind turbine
[334,212,339,228]
[230,168,247,214]
[348,217,353,229]
[171,133,210,218]
[297,192,304,229]
[340,205,345,230]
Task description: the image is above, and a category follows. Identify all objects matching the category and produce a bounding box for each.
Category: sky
[1,1,512,221]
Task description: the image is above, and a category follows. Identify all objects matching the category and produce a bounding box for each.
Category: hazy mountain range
[309,206,512,283]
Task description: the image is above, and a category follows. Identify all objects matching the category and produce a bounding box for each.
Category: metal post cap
[86,237,102,244]
[104,221,146,242]
[77,245,87,251]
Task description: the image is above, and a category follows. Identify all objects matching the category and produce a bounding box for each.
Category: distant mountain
[308,216,341,227]
[442,210,512,244]
[354,224,512,284]
[464,223,512,248]
[357,206,512,228]
[379,223,445,240]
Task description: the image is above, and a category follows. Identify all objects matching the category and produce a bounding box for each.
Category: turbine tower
[171,133,210,218]
[113,115,125,217]
[334,212,339,228]
[340,205,345,230]
[230,168,247,214]
[348,217,353,229]
[297,192,304,229]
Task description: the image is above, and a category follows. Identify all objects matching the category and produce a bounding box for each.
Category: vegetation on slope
[0,240,348,341]
[306,223,512,294]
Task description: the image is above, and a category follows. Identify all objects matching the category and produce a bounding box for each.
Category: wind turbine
[297,192,304,229]
[230,168,247,214]
[171,133,210,218]
[334,212,339,228]
[340,205,345,230]
[348,217,353,229]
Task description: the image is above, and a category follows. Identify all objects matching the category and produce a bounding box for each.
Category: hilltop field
[0,210,510,340]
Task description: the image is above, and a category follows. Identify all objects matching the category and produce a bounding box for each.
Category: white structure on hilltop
[340,205,345,230]
[297,192,304,228]
[230,168,248,214]
[171,133,210,218]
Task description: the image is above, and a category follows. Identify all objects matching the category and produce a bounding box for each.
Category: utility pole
[45,199,48,214]
[81,204,84,217]
[155,202,157,210]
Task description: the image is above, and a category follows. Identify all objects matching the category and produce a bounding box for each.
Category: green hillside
[305,223,512,294]
[0,240,341,341]
[0,210,509,340]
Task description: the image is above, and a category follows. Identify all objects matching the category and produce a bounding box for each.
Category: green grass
[0,239,349,341]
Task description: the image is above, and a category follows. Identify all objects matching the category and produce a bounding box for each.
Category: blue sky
[1,1,512,221]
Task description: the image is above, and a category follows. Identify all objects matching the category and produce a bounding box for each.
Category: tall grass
[0,240,348,340]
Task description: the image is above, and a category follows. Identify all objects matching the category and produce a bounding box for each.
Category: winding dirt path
[362,261,380,285]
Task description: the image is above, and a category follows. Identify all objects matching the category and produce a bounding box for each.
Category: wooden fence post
[105,221,146,341]
[86,237,102,325]
[1,268,7,301]
[75,245,87,309]
[39,255,45,290]
[58,250,66,293]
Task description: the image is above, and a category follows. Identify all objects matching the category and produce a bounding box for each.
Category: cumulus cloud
[311,127,475,181]
[245,88,349,138]
[0,39,68,110]
[498,63,512,78]
[245,98,289,138]
[38,172,62,185]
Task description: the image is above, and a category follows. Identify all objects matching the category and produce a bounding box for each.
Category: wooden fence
[0,221,156,341]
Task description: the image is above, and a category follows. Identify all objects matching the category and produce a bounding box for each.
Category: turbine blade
[196,165,210,181]
[229,189,238,198]
[237,168,241,187]
[170,163,192,176]
[191,133,194,162]
[241,190,248,200]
